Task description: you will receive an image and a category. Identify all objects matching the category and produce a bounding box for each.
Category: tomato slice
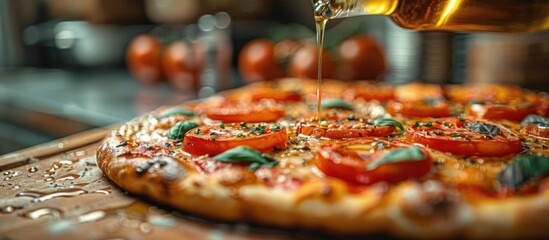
[224,85,303,103]
[465,103,537,122]
[445,84,526,104]
[395,83,444,102]
[521,115,549,140]
[522,125,549,140]
[404,117,522,157]
[316,138,431,185]
[342,81,395,102]
[203,102,285,123]
[296,113,396,139]
[248,88,302,102]
[183,124,287,155]
[387,99,451,118]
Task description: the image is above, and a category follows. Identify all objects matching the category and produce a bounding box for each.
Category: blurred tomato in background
[336,34,386,80]
[236,33,386,83]
[126,20,388,88]
[162,40,198,91]
[288,42,336,79]
[238,39,285,83]
[126,34,164,84]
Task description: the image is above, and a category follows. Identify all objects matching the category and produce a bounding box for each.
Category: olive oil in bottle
[313,0,549,32]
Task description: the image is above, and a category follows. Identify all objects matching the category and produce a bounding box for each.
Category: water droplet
[20,207,63,220]
[139,223,153,233]
[77,210,106,223]
[3,171,10,175]
[16,188,87,202]
[58,160,73,165]
[29,167,38,173]
[15,191,42,198]
[4,177,10,181]
[46,163,61,174]
[45,177,55,182]
[1,205,23,214]
[72,182,87,188]
[13,185,20,189]
[71,178,103,188]
[56,174,80,181]
[47,219,74,234]
[92,188,111,195]
[148,215,177,227]
[11,171,20,177]
[67,201,155,234]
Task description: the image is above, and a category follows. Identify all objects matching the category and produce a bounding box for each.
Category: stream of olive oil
[315,18,327,120]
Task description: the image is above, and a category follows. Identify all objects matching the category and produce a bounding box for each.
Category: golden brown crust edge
[97,131,549,239]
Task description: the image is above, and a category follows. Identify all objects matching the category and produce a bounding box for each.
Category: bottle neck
[313,0,398,20]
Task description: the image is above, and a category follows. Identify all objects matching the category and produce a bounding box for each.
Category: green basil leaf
[468,100,484,105]
[366,145,424,170]
[249,162,261,171]
[465,122,500,135]
[497,154,549,189]
[167,121,199,140]
[213,146,278,171]
[271,125,282,131]
[521,114,549,127]
[373,118,405,134]
[250,125,266,135]
[321,99,354,110]
[159,107,195,118]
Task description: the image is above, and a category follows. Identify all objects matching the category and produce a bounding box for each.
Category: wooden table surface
[0,127,341,240]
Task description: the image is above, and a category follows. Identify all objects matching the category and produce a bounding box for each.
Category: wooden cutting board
[0,127,332,240]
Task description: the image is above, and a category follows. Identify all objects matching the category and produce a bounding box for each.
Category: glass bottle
[313,0,549,32]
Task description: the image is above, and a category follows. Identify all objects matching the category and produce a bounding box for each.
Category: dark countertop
[0,68,197,154]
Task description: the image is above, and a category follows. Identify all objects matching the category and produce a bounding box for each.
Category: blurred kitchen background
[0,0,548,154]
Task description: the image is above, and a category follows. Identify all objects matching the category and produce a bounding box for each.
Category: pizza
[96,78,549,238]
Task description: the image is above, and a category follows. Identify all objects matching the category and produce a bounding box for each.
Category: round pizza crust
[97,116,549,239]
